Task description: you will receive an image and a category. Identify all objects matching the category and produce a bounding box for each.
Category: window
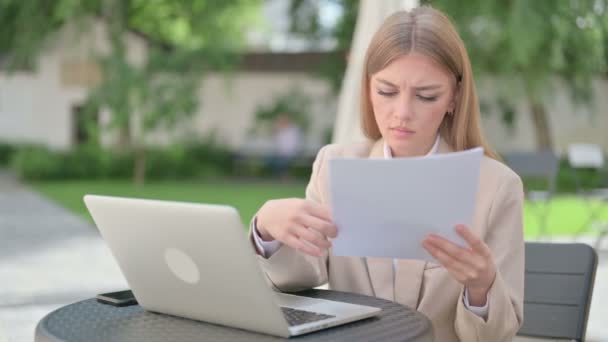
[72,104,98,145]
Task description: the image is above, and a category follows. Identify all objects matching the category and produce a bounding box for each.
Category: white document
[328,147,483,261]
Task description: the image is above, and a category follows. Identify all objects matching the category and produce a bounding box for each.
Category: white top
[275,125,301,157]
[253,134,489,318]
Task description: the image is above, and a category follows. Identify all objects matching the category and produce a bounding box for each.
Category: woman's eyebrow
[375,78,443,91]
[375,78,398,87]
[414,84,442,91]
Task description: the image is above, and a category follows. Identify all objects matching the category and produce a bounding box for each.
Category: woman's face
[370,52,457,157]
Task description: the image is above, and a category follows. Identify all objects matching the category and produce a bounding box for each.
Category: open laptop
[83,194,381,337]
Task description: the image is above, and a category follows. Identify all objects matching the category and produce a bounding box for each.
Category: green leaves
[1,0,261,182]
[435,0,607,97]
[2,0,261,138]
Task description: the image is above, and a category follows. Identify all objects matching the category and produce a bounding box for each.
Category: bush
[61,145,112,179]
[11,145,66,180]
[106,151,133,179]
[10,141,237,181]
[521,159,607,193]
[11,144,111,180]
[0,142,16,167]
[288,157,314,179]
[11,142,598,188]
[185,141,235,177]
[231,153,313,180]
[144,142,236,180]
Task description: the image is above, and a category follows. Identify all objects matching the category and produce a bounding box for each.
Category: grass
[29,180,608,238]
[523,197,608,237]
[29,180,307,227]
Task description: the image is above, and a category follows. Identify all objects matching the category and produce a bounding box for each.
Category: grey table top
[36,289,433,342]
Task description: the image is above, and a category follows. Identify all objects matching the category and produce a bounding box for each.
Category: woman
[250,6,524,342]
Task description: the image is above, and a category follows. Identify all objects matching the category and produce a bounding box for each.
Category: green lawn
[523,197,608,237]
[29,180,307,227]
[29,180,608,238]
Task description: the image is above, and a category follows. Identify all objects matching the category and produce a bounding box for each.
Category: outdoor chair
[567,143,608,249]
[503,151,560,237]
[515,242,598,342]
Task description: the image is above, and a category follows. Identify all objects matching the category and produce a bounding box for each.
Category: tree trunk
[117,124,131,149]
[133,145,146,186]
[529,100,553,150]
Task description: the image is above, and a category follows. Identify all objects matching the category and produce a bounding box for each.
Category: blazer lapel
[365,257,394,300]
[394,259,426,309]
[367,139,385,159]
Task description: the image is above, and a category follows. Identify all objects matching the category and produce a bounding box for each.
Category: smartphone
[96,289,138,307]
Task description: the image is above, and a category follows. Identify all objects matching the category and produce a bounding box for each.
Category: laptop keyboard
[280,307,335,326]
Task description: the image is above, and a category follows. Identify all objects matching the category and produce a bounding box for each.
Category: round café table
[36,289,433,342]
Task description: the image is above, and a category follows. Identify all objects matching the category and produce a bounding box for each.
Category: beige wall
[114,71,337,156]
[0,19,148,150]
[479,78,608,154]
[192,72,335,154]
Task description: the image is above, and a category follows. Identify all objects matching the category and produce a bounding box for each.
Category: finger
[455,225,491,258]
[425,236,485,273]
[425,234,474,264]
[305,201,332,222]
[422,240,471,280]
[299,214,338,238]
[284,234,323,257]
[294,225,332,250]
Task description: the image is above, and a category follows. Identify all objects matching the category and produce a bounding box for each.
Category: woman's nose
[393,94,414,121]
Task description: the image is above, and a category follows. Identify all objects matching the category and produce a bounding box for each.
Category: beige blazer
[250,138,525,342]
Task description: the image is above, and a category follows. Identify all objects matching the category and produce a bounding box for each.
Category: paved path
[0,171,126,341]
[0,170,606,341]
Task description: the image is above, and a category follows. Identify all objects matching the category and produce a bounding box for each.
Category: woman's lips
[391,127,415,138]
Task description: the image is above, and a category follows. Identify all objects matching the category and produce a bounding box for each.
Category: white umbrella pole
[332,0,419,144]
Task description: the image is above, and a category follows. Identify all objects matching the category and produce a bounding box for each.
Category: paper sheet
[329,147,483,261]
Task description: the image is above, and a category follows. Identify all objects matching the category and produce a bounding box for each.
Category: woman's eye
[417,95,438,102]
[377,90,397,97]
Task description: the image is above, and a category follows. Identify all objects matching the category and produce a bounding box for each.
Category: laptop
[83,195,381,337]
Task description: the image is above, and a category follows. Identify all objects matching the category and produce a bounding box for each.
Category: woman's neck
[389,135,439,158]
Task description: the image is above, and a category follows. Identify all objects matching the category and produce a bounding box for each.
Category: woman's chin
[387,140,416,157]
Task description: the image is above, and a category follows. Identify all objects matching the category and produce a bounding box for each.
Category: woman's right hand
[256,198,338,257]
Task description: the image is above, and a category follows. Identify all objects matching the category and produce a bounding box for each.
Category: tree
[0,0,261,185]
[426,0,608,150]
[289,0,608,150]
[289,0,360,91]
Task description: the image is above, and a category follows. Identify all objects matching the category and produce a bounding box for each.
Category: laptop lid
[83,194,291,337]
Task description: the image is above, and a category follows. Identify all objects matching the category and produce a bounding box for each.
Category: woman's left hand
[422,224,496,306]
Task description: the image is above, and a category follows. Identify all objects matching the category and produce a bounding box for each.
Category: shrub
[10,141,237,181]
[0,142,15,166]
[11,145,65,180]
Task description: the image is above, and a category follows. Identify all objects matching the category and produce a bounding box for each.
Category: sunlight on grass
[523,196,608,238]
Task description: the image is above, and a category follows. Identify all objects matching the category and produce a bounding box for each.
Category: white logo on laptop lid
[164,248,200,284]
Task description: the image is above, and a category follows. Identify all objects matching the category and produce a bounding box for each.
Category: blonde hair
[360,6,498,159]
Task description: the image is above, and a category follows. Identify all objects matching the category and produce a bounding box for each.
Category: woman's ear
[449,85,461,113]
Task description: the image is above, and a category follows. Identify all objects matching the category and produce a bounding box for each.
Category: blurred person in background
[268,114,301,180]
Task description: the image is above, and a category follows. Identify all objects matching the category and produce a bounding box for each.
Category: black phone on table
[96,289,138,307]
